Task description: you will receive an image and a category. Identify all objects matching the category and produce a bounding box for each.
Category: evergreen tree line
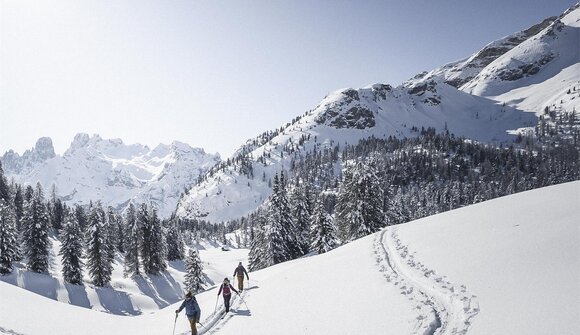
[236,130,579,271]
[0,165,202,288]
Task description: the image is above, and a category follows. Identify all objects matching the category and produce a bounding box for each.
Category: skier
[217,277,239,313]
[176,291,201,335]
[233,262,249,292]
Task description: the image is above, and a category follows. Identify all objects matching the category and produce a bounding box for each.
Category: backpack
[222,283,231,295]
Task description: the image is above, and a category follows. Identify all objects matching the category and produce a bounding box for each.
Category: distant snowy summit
[1,133,220,217]
[176,4,580,223]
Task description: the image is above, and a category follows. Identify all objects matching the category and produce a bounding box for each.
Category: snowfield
[2,181,578,334]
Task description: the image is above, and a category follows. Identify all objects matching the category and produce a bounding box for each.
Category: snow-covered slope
[176,81,535,222]
[0,237,248,316]
[1,134,220,217]
[462,4,580,107]
[405,16,556,89]
[2,181,577,335]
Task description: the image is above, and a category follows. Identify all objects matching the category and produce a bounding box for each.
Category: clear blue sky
[1,0,576,157]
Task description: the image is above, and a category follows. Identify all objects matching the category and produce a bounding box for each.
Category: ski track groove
[373,227,479,335]
[178,290,248,335]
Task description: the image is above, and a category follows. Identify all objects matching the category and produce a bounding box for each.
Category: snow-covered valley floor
[1,181,579,335]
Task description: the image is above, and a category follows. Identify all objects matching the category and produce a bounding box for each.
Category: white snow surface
[1,133,220,217]
[2,181,578,335]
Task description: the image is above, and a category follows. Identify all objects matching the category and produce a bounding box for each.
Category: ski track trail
[373,227,479,335]
[178,289,250,335]
[0,326,26,335]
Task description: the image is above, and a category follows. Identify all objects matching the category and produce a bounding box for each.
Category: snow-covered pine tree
[248,211,267,271]
[0,162,10,203]
[22,183,50,273]
[105,206,119,264]
[145,205,166,274]
[74,204,88,233]
[166,218,184,261]
[310,197,338,254]
[335,164,355,242]
[263,173,294,266]
[13,184,24,232]
[137,203,151,273]
[123,203,140,277]
[59,212,84,285]
[86,202,113,286]
[290,181,313,256]
[335,158,384,241]
[183,248,204,293]
[0,199,19,274]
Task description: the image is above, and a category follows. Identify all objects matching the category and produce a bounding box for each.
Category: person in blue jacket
[176,291,201,335]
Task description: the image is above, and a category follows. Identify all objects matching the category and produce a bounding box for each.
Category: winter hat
[185,291,192,298]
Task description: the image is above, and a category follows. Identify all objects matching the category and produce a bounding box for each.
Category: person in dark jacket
[176,291,201,335]
[217,277,238,313]
[233,262,249,291]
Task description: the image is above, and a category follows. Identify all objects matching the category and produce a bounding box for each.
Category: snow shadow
[95,286,141,315]
[12,269,59,301]
[64,282,92,309]
[134,272,183,309]
[168,260,186,272]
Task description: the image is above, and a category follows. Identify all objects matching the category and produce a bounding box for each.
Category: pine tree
[146,206,166,274]
[183,248,204,293]
[137,203,151,273]
[105,207,119,264]
[13,185,24,232]
[74,205,88,233]
[22,183,50,273]
[0,162,10,203]
[59,212,84,285]
[310,198,338,254]
[123,203,140,277]
[263,173,294,266]
[86,202,113,286]
[0,199,19,274]
[290,181,312,256]
[166,219,184,261]
[248,211,267,271]
[335,158,384,241]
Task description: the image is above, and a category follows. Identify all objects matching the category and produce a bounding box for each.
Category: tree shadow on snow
[64,282,92,309]
[95,286,141,315]
[134,272,184,309]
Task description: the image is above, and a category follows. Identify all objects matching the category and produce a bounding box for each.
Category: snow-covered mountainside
[176,81,535,222]
[462,4,580,111]
[405,16,557,89]
[176,4,579,224]
[1,181,577,335]
[1,134,220,217]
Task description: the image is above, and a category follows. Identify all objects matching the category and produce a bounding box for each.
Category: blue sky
[0,0,576,157]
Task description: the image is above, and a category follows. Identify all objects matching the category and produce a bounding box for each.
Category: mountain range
[1,133,219,217]
[2,4,578,220]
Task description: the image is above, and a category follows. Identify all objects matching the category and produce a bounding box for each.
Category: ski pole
[172,313,178,335]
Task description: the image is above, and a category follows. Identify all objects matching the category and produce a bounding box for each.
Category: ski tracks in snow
[177,290,250,335]
[374,228,479,335]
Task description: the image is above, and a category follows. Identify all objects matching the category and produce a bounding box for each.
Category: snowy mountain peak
[2,134,220,217]
[462,4,580,97]
[404,14,557,89]
[33,137,56,160]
